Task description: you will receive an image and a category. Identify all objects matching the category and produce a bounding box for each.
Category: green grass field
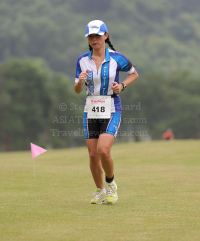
[0,140,200,241]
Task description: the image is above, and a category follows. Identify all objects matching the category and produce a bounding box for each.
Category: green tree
[0,58,51,151]
[0,57,86,151]
[120,71,200,140]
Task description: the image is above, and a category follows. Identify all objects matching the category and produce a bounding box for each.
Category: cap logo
[91,25,99,29]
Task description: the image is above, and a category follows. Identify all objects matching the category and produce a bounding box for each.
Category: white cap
[85,20,108,37]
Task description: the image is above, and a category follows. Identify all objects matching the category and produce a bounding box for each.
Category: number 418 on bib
[92,106,105,112]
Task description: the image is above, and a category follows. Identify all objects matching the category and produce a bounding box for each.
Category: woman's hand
[79,70,89,83]
[112,82,123,93]
[75,70,89,94]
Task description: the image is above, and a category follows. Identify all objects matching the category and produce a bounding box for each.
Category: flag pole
[32,158,36,177]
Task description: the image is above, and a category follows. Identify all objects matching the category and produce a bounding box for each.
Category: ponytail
[105,36,116,51]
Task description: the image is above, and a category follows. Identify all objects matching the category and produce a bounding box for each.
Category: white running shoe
[90,188,106,204]
[106,181,118,204]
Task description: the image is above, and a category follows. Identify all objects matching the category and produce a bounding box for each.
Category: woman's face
[88,33,108,50]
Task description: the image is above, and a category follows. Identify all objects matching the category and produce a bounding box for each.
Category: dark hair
[88,35,116,51]
[105,36,116,51]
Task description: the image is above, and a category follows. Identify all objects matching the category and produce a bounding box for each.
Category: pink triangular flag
[30,143,47,159]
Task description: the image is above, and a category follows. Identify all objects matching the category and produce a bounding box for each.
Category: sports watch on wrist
[121,82,126,91]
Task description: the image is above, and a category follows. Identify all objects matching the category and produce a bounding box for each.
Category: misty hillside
[1,0,200,78]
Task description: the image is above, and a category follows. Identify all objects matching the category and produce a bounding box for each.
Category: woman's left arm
[123,69,139,87]
[112,69,139,93]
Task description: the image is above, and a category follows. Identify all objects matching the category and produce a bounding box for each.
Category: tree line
[0,58,199,151]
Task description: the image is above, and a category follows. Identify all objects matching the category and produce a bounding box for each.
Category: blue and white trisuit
[75,47,135,139]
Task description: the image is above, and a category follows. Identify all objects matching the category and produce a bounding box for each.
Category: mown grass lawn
[0,140,200,241]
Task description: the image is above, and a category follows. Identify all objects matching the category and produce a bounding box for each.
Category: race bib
[86,96,111,119]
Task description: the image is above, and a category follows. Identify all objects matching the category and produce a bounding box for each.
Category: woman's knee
[98,146,110,159]
[88,151,99,162]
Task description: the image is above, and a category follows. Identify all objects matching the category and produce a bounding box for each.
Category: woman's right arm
[74,70,89,94]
